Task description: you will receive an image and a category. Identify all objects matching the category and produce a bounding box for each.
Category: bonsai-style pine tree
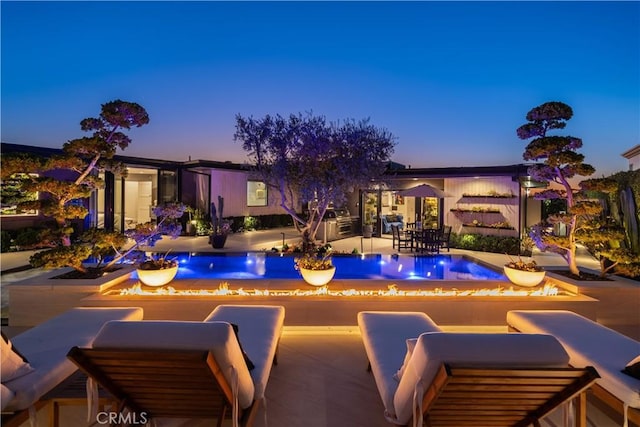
[234,113,395,251]
[517,101,597,277]
[580,177,640,278]
[1,100,149,273]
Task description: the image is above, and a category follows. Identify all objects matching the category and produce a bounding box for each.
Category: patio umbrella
[398,184,450,198]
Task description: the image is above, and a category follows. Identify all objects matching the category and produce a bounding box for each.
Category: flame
[113,282,561,297]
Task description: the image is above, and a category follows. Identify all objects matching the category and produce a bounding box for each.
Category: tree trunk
[566,200,580,277]
[567,249,580,277]
[301,229,315,253]
[57,216,72,247]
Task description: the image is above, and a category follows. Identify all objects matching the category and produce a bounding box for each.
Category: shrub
[227,214,295,232]
[450,233,522,255]
[244,216,258,231]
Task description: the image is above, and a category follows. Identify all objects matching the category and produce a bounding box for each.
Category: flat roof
[0,142,249,172]
[622,144,640,159]
[2,142,533,178]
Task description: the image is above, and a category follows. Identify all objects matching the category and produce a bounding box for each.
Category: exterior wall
[209,169,292,217]
[525,195,542,229]
[444,176,520,237]
[627,152,640,171]
[622,144,640,171]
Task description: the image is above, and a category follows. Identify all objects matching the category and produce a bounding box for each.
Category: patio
[2,227,638,426]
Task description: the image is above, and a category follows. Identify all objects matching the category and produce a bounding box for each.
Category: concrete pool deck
[2,227,638,426]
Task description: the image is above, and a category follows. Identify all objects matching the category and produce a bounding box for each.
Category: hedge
[449,233,527,256]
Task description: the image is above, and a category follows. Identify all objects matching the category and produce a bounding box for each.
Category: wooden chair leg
[50,401,59,427]
[576,392,587,427]
[240,398,262,427]
[217,404,227,427]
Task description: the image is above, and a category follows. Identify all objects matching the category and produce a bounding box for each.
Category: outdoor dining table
[404,227,441,254]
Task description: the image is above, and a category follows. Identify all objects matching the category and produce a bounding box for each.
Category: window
[159,170,177,204]
[247,181,267,206]
[0,173,38,216]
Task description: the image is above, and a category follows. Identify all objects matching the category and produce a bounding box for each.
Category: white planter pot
[503,265,546,287]
[300,267,336,287]
[136,265,179,287]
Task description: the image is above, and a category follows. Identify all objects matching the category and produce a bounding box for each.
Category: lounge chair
[357,311,443,412]
[204,304,286,402]
[1,307,144,427]
[507,310,640,427]
[67,305,284,427]
[358,311,600,427]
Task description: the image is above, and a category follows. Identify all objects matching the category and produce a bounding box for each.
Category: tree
[1,100,151,273]
[517,101,597,277]
[234,113,396,251]
[1,100,149,246]
[580,176,640,278]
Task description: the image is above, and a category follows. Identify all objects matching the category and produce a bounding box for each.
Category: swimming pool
[140,253,506,281]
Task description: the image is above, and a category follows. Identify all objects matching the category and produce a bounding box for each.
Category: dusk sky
[2,1,638,176]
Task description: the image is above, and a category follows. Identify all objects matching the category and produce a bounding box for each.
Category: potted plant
[362,218,373,238]
[136,251,179,287]
[363,199,375,238]
[209,196,230,249]
[294,248,336,286]
[184,206,197,236]
[504,255,546,287]
[125,203,186,286]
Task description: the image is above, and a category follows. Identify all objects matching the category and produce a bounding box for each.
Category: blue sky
[2,1,638,176]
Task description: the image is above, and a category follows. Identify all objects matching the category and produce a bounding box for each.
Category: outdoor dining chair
[391,224,412,251]
[415,228,440,254]
[438,225,452,252]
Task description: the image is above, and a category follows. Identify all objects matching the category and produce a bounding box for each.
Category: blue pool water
[152,253,505,281]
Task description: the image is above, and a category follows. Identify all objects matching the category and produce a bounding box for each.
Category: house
[622,144,640,171]
[1,142,542,240]
[350,164,544,238]
[0,143,286,234]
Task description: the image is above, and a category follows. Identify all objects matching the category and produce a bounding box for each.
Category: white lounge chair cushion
[1,333,34,382]
[204,305,285,400]
[3,307,144,412]
[393,338,418,382]
[1,383,15,411]
[507,310,640,409]
[357,311,442,417]
[92,320,255,409]
[393,332,570,424]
